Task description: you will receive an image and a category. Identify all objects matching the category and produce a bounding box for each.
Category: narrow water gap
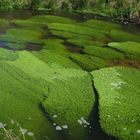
[103,44,127,55]
[39,99,68,140]
[68,56,117,139]
[87,74,117,140]
[26,43,43,51]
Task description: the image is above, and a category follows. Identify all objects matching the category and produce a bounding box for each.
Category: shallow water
[0,10,140,140]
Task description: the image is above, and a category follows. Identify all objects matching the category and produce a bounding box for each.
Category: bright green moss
[108,41,140,58]
[69,53,107,71]
[0,61,58,140]
[42,70,95,140]
[91,67,140,140]
[84,45,125,59]
[6,50,95,140]
[67,39,124,60]
[32,49,81,69]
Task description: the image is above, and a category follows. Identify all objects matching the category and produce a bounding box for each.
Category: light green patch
[0,61,58,140]
[69,53,107,71]
[0,48,18,61]
[91,67,140,140]
[84,45,125,59]
[42,70,95,140]
[32,49,81,69]
[108,41,140,58]
[6,51,95,140]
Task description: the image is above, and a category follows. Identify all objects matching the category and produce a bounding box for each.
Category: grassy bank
[0,0,140,21]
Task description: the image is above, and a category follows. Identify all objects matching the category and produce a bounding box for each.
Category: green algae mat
[0,14,140,140]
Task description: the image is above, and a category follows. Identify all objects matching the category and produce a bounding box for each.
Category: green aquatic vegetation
[11,15,76,28]
[0,61,58,140]
[0,14,140,140]
[33,49,81,69]
[67,38,104,47]
[67,39,124,60]
[0,28,43,48]
[108,41,140,58]
[7,42,26,50]
[82,19,121,31]
[41,70,95,140]
[110,30,140,43]
[11,19,43,28]
[84,45,125,59]
[91,67,140,140]
[47,23,109,42]
[0,19,9,28]
[43,39,69,55]
[6,51,95,140]
[50,29,92,40]
[29,15,76,24]
[69,53,107,71]
[0,48,18,61]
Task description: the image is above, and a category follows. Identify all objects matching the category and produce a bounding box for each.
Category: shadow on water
[87,75,117,140]
[64,42,85,54]
[26,43,43,51]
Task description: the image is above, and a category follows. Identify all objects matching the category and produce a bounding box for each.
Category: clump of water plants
[91,67,140,140]
[0,14,140,140]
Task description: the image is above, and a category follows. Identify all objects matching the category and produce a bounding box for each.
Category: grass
[91,67,140,140]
